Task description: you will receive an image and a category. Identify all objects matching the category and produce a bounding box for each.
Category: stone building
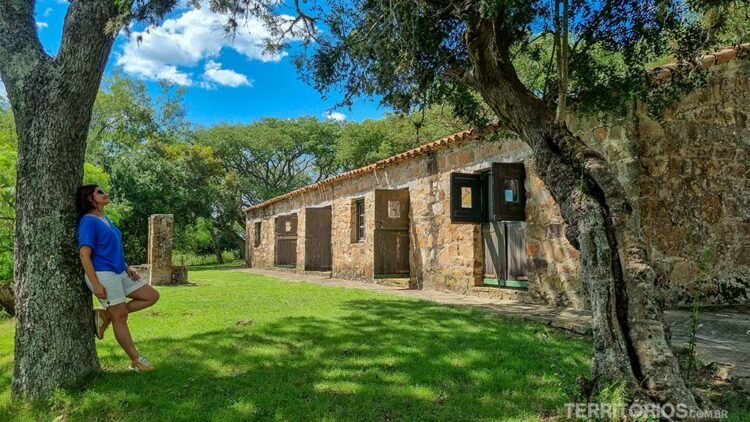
[245,46,749,309]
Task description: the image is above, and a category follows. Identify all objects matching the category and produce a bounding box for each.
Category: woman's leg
[107,303,139,362]
[125,285,160,313]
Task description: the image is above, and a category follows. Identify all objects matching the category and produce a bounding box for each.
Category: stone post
[148,214,173,285]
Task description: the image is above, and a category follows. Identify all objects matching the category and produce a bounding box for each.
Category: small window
[254,222,261,247]
[450,173,483,223]
[503,179,519,202]
[351,198,365,242]
[492,163,526,221]
[461,186,473,208]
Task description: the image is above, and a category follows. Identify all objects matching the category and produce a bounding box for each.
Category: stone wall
[247,137,583,306]
[639,60,749,305]
[571,59,750,305]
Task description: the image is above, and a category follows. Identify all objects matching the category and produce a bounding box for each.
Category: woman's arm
[80,246,106,299]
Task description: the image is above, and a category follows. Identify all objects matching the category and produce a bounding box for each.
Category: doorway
[482,221,530,287]
[275,214,298,268]
[305,207,332,271]
[374,189,411,278]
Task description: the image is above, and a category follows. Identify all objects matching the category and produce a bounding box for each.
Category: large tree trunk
[0,0,119,399]
[463,17,697,408]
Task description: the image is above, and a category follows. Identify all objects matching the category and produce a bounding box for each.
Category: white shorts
[85,271,147,308]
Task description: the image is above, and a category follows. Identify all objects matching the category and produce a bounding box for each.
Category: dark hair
[75,184,99,220]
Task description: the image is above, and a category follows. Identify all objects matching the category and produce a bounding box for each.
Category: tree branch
[0,0,49,98]
[54,0,121,98]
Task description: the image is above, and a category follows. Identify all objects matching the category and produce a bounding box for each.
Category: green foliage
[285,0,748,124]
[172,250,239,267]
[0,104,16,280]
[195,117,341,205]
[110,141,221,263]
[336,107,468,170]
[87,74,221,263]
[0,269,593,420]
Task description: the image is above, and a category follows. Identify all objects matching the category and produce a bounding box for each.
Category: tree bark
[0,0,120,399]
[211,226,225,264]
[0,282,14,316]
[462,16,697,408]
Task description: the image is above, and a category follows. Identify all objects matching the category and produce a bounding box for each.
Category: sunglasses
[95,189,105,195]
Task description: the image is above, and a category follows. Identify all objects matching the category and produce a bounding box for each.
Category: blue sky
[10,0,388,126]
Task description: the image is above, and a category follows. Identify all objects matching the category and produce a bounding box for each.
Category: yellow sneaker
[94,309,110,340]
[129,356,155,372]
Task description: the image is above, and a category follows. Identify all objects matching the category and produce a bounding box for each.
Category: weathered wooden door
[482,221,529,287]
[505,222,530,281]
[275,214,298,267]
[482,222,505,279]
[305,207,332,271]
[374,189,410,277]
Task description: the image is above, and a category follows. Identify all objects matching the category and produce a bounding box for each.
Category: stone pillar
[148,214,173,285]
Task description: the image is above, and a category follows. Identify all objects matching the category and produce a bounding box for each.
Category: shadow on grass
[2,299,590,421]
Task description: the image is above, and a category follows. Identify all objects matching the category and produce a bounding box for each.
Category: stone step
[469,286,531,302]
[373,278,410,288]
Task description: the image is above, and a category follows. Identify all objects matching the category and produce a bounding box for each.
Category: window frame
[450,172,484,223]
[356,199,365,241]
[492,162,526,222]
[253,221,262,247]
[351,198,366,243]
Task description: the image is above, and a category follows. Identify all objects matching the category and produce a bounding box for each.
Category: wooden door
[305,207,332,271]
[483,221,529,287]
[275,214,298,267]
[506,222,530,280]
[374,189,410,277]
[482,222,505,280]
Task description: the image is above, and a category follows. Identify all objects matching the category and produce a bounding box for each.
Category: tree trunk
[0,0,120,399]
[0,281,14,316]
[463,17,697,408]
[211,227,225,264]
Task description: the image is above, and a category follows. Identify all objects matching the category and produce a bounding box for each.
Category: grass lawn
[1,266,595,421]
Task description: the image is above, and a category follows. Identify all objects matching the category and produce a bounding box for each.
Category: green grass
[173,251,241,267]
[0,268,593,421]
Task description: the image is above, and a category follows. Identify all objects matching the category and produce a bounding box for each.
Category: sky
[0,0,388,126]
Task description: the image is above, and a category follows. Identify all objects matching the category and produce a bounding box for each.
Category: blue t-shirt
[78,214,127,273]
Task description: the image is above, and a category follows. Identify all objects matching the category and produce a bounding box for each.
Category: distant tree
[199,117,341,203]
[87,75,219,263]
[336,107,472,170]
[195,117,340,257]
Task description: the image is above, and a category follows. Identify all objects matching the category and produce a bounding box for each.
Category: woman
[76,184,160,372]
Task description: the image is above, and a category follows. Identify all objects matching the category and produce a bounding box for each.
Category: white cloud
[324,111,346,122]
[36,22,49,29]
[116,6,285,87]
[43,7,54,17]
[55,0,69,4]
[202,61,251,87]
